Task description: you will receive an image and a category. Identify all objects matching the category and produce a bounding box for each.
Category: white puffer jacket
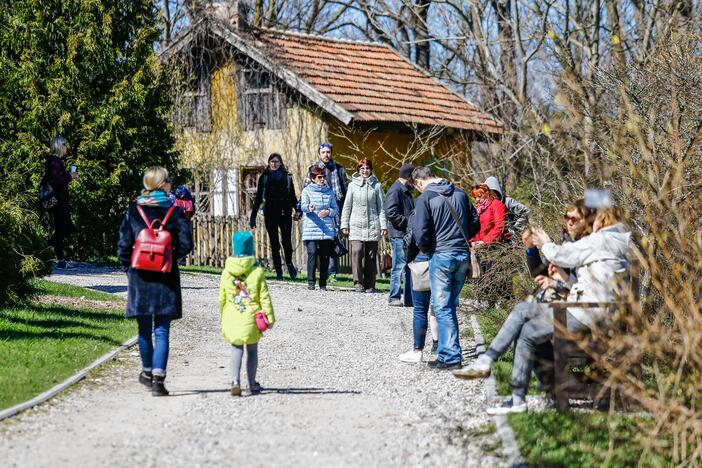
[540,223,632,327]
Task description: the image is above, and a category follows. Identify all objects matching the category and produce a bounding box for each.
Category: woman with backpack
[249,153,301,280]
[117,166,193,396]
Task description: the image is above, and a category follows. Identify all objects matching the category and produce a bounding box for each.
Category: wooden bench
[549,264,640,411]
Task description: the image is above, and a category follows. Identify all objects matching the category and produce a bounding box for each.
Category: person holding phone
[45,136,78,270]
[300,166,339,290]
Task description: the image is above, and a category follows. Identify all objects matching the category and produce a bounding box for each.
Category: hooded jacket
[300,182,339,240]
[484,176,530,233]
[471,197,507,244]
[341,172,387,241]
[540,223,632,327]
[411,179,480,255]
[385,179,415,238]
[219,256,275,345]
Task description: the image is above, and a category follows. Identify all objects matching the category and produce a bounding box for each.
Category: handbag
[438,194,480,278]
[130,205,177,273]
[255,311,270,332]
[380,238,393,273]
[330,218,348,258]
[38,179,58,211]
[408,261,430,291]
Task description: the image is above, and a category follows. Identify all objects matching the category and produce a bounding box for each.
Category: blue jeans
[429,252,469,364]
[389,237,412,304]
[136,315,172,376]
[411,254,431,349]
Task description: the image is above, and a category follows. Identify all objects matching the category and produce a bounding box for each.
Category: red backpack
[130,205,177,273]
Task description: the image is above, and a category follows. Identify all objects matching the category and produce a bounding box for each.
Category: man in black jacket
[385,163,415,306]
[411,166,479,370]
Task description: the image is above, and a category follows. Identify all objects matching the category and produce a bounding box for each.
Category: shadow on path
[169,387,361,397]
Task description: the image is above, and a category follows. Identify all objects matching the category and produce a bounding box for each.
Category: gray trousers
[351,241,378,289]
[232,343,258,386]
[485,302,554,397]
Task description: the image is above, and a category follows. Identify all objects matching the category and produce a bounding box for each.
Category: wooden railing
[185,214,354,273]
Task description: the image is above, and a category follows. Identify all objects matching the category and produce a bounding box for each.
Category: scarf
[268,168,285,182]
[476,198,491,215]
[137,189,175,207]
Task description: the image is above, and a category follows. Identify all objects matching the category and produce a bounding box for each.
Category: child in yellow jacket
[219,231,276,396]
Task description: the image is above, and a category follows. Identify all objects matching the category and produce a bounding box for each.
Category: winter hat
[399,163,415,179]
[232,231,255,257]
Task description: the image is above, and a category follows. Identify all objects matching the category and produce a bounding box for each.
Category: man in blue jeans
[385,163,416,306]
[411,167,480,369]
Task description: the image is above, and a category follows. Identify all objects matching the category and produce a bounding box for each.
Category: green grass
[181,265,392,292]
[509,412,666,467]
[0,281,132,410]
[29,279,123,302]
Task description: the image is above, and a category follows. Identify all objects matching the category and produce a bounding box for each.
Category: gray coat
[341,173,387,241]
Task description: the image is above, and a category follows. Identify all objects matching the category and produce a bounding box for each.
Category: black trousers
[304,239,333,287]
[264,211,293,276]
[49,208,72,261]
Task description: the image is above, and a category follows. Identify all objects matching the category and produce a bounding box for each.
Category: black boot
[151,375,169,396]
[138,370,152,389]
[287,263,298,280]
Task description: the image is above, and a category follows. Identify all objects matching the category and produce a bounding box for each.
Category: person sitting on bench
[454,206,631,415]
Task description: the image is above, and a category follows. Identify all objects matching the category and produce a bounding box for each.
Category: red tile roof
[255,30,502,134]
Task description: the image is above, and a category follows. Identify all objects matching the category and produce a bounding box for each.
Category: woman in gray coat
[340,159,387,292]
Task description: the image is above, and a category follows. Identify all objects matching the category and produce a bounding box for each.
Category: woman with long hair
[250,153,301,280]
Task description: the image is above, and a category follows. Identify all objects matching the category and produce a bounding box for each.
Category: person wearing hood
[306,143,349,282]
[455,207,632,415]
[219,231,275,397]
[117,166,193,396]
[301,166,339,290]
[250,153,301,281]
[411,166,480,370]
[484,176,531,235]
[341,159,388,293]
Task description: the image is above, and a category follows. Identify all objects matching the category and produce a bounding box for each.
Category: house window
[238,69,285,131]
[241,167,265,214]
[212,168,238,217]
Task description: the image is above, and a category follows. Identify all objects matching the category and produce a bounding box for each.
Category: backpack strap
[136,205,176,230]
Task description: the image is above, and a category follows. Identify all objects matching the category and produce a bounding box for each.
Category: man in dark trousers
[411,166,480,370]
[45,136,78,269]
[306,143,348,282]
[385,163,415,306]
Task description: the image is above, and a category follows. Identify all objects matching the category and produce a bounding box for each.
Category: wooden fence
[185,215,355,274]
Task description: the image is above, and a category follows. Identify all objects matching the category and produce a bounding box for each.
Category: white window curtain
[212,168,239,217]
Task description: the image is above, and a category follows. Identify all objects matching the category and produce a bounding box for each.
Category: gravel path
[1,267,506,467]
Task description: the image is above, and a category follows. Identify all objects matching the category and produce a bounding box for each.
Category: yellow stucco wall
[175,63,473,196]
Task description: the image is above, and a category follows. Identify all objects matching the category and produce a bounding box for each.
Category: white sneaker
[486,399,528,415]
[452,354,492,380]
[397,349,422,363]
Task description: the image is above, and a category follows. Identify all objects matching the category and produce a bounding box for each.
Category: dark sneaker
[138,371,152,389]
[427,359,462,370]
[355,284,365,293]
[319,286,327,291]
[250,382,262,395]
[275,274,284,281]
[431,340,438,353]
[388,300,403,307]
[231,382,242,397]
[55,260,77,270]
[287,263,298,280]
[151,375,169,396]
[308,283,315,290]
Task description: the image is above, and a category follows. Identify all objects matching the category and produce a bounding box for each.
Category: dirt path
[1,267,505,467]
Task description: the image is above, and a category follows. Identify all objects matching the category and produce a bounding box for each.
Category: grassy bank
[0,280,132,410]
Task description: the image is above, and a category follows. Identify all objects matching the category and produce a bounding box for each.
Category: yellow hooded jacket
[219,256,275,345]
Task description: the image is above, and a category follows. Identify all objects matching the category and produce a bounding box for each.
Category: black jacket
[44,155,71,214]
[385,180,415,238]
[411,180,480,255]
[117,203,193,319]
[250,170,298,222]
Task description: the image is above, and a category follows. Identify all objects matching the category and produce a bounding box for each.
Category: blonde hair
[594,207,621,229]
[143,166,170,191]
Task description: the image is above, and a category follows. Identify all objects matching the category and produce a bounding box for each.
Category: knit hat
[399,163,415,179]
[232,231,255,257]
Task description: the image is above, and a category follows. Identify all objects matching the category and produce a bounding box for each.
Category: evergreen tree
[0,0,179,259]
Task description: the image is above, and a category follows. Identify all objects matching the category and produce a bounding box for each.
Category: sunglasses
[563,214,582,223]
[315,175,326,179]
